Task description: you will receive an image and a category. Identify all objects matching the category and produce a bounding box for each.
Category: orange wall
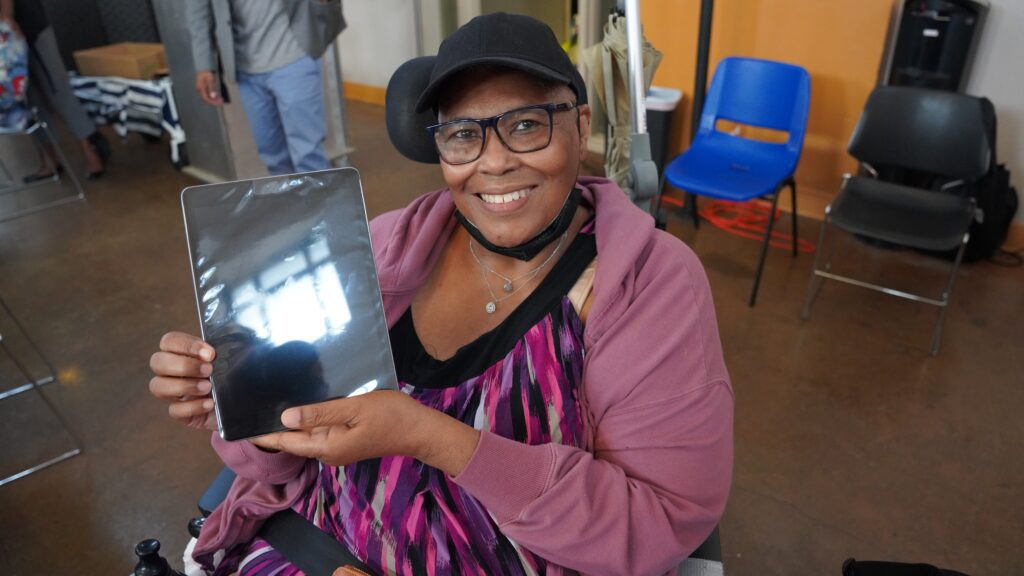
[641,0,894,215]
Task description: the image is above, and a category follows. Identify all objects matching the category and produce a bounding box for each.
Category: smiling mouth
[478,187,533,205]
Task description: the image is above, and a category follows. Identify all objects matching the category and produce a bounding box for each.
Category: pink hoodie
[195,177,733,576]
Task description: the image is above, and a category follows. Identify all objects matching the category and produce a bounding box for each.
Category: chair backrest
[698,57,811,154]
[848,86,991,181]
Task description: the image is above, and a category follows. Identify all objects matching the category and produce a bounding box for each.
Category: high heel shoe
[88,131,112,163]
[22,165,64,183]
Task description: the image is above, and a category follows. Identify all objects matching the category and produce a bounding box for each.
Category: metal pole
[690,0,714,142]
[684,0,714,225]
[615,0,659,213]
[622,0,648,135]
[412,0,425,57]
[322,43,353,166]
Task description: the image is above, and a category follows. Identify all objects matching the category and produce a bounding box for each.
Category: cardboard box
[73,43,167,80]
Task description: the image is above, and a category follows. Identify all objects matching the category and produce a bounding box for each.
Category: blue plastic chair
[663,57,811,306]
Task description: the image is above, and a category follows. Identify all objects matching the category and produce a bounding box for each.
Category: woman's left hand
[251,390,481,476]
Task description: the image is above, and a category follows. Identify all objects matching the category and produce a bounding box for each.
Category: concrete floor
[0,101,1021,575]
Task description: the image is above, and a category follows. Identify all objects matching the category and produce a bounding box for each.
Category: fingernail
[199,347,213,361]
[200,363,213,376]
[281,409,301,428]
[203,399,214,410]
[197,380,212,394]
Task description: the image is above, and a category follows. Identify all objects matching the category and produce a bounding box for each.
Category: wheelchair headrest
[385,56,441,164]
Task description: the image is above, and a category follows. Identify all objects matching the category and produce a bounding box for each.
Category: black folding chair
[800,86,992,355]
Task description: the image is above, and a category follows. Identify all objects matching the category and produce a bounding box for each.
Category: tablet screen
[181,168,397,441]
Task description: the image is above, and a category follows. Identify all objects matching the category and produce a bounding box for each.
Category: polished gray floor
[0,101,1021,575]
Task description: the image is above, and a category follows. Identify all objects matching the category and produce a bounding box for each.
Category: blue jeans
[236,56,329,175]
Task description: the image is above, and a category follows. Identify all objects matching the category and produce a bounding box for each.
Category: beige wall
[479,0,569,42]
[966,1,1024,227]
[337,0,419,88]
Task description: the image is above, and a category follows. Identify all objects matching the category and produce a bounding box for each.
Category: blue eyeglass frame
[425,102,578,165]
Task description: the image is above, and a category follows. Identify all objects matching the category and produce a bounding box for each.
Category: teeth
[480,188,529,204]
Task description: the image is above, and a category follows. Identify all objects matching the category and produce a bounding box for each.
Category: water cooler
[879,0,989,92]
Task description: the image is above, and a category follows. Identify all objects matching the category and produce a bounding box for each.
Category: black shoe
[88,131,112,163]
[22,165,64,183]
[86,169,105,180]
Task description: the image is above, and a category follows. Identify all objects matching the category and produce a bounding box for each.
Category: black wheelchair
[135,54,725,576]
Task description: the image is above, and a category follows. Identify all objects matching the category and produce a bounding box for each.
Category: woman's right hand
[149,331,217,431]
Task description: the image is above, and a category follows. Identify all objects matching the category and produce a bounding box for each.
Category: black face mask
[455,187,582,261]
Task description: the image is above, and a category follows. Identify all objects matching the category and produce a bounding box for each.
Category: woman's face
[437,68,591,248]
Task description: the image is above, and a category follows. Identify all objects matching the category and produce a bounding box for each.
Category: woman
[1,0,109,179]
[150,13,732,576]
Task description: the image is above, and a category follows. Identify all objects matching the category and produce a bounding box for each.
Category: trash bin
[645,86,683,177]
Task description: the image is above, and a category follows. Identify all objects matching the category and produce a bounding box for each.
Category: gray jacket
[185,0,345,82]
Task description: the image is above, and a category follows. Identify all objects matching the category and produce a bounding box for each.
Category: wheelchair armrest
[689,526,722,563]
[198,466,237,516]
[676,525,724,576]
[189,466,237,539]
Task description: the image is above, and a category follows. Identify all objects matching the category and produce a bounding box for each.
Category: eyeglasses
[426,102,577,165]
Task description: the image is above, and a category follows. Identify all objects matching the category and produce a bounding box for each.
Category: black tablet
[181,168,397,441]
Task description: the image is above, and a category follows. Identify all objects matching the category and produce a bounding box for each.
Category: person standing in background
[1,0,110,181]
[185,0,345,175]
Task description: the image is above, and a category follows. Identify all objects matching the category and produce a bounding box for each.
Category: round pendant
[485,301,497,314]
[502,281,513,292]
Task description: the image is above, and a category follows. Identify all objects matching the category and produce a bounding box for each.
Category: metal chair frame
[0,109,86,222]
[0,294,82,487]
[749,176,798,307]
[656,171,799,308]
[800,173,976,356]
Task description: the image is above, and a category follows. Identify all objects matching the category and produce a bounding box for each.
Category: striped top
[219,229,597,576]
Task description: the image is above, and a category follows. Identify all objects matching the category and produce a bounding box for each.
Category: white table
[70,74,187,167]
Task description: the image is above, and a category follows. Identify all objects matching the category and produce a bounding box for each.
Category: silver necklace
[470,232,567,314]
[469,232,566,292]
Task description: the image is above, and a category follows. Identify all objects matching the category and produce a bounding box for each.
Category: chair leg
[789,178,798,257]
[822,216,837,273]
[930,231,969,356]
[0,324,82,486]
[40,120,86,200]
[801,211,832,320]
[0,293,57,386]
[0,120,87,222]
[653,173,668,231]
[0,340,82,486]
[654,172,665,216]
[0,157,14,188]
[689,192,700,229]
[749,187,783,307]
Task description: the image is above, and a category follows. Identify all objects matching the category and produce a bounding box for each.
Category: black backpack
[962,162,1018,262]
[883,97,1019,262]
[947,96,1018,262]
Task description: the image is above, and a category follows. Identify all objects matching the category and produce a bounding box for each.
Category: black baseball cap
[414,12,588,113]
